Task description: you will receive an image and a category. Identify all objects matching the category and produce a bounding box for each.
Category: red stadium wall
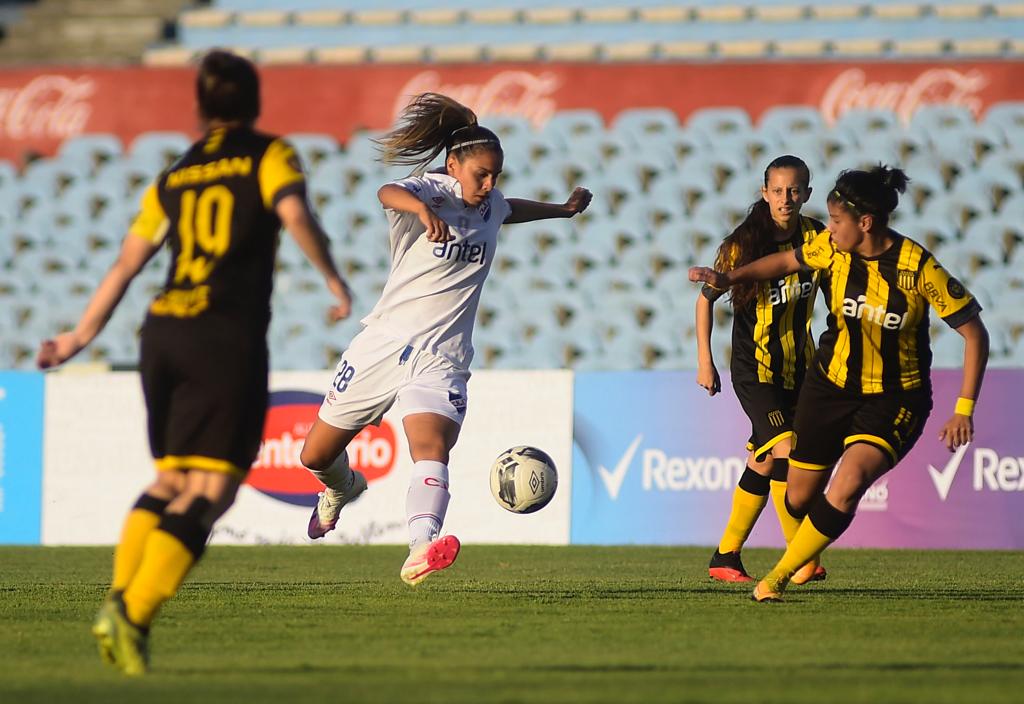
[0,60,1021,163]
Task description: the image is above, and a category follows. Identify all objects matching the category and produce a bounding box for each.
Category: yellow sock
[764,497,853,590]
[718,486,769,554]
[770,480,801,544]
[123,530,200,627]
[764,518,831,589]
[111,495,169,591]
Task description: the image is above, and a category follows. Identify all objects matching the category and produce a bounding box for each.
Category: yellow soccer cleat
[400,535,461,586]
[91,593,149,676]
[751,578,786,603]
[791,558,827,585]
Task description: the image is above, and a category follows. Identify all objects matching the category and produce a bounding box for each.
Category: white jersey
[360,171,512,369]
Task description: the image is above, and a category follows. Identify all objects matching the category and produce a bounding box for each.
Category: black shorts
[790,365,932,472]
[139,315,269,477]
[733,380,800,462]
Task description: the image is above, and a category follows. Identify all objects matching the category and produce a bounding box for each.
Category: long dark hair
[827,164,909,229]
[196,49,260,124]
[374,92,502,173]
[715,155,810,309]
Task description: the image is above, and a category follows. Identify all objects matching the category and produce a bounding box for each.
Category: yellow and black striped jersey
[796,229,981,394]
[129,126,306,329]
[703,216,825,390]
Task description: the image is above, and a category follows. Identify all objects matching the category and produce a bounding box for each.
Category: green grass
[1,546,1022,703]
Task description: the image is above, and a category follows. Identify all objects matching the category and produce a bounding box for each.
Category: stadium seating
[142,1,1024,64]
[3,98,1024,371]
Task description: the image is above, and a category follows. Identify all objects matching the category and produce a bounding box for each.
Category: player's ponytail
[718,155,810,309]
[375,92,502,173]
[828,163,909,227]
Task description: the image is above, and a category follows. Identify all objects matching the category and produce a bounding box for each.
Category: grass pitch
[1,546,1022,704]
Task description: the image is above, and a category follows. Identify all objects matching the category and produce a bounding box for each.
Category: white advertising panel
[42,370,573,546]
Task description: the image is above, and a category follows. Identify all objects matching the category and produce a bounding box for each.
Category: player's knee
[300,444,334,472]
[408,438,450,463]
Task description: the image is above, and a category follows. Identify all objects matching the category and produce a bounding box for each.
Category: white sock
[406,460,450,550]
[308,451,355,495]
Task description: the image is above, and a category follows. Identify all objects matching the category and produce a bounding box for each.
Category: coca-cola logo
[820,68,988,125]
[393,70,561,128]
[0,74,95,140]
[247,390,397,506]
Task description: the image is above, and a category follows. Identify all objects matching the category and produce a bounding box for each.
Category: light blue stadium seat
[932,239,999,279]
[963,215,1023,265]
[540,109,605,142]
[691,195,746,234]
[910,104,977,138]
[610,107,680,141]
[852,132,905,166]
[129,132,192,170]
[983,101,1024,142]
[286,132,340,169]
[935,123,1008,167]
[486,114,535,142]
[834,108,900,138]
[767,133,828,175]
[58,134,124,172]
[758,105,826,139]
[951,168,1018,215]
[685,107,752,142]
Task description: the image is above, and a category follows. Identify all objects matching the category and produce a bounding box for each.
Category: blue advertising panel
[0,372,44,544]
[572,371,752,546]
[571,370,1024,548]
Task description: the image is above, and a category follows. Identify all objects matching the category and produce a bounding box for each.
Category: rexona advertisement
[571,370,1024,549]
[42,370,573,546]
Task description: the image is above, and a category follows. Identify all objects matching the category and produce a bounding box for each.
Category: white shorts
[318,326,470,430]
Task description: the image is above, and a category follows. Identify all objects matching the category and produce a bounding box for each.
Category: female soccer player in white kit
[299,93,592,585]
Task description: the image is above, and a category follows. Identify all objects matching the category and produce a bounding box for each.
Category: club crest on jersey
[479,199,491,222]
[897,269,917,290]
[431,196,445,208]
[947,278,966,299]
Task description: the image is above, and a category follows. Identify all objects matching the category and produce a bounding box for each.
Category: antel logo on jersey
[927,443,1024,501]
[246,390,397,507]
[595,434,745,500]
[842,295,909,330]
[768,279,814,306]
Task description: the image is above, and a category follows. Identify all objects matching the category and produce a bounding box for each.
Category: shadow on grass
[160,660,1023,677]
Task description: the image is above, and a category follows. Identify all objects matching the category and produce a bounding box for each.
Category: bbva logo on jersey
[246,390,397,506]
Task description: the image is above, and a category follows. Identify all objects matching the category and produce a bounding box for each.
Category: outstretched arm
[504,187,592,224]
[37,233,159,368]
[695,292,721,396]
[689,249,800,289]
[277,194,352,321]
[938,316,989,452]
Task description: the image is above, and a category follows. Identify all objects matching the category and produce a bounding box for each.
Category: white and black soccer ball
[490,445,558,514]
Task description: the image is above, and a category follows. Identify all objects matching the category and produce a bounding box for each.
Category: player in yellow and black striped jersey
[696,156,828,584]
[689,165,990,603]
[37,51,352,675]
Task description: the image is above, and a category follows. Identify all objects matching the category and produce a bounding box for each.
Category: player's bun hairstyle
[196,49,260,124]
[375,93,502,173]
[827,164,909,228]
[716,155,811,309]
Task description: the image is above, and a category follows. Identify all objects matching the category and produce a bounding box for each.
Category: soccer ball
[490,445,558,514]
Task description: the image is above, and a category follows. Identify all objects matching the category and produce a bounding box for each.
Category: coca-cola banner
[0,61,1020,163]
